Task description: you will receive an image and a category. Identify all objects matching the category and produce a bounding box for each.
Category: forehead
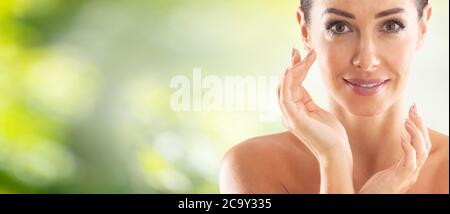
[312,0,417,18]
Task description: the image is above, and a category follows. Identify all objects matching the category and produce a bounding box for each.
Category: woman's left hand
[358,104,432,194]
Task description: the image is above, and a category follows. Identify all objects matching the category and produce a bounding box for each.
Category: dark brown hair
[300,0,429,24]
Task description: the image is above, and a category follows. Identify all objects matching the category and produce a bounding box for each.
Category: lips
[343,78,390,96]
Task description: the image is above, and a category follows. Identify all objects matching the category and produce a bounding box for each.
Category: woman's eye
[381,20,405,33]
[327,21,352,35]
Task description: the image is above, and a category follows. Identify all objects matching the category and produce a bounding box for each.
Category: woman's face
[302,0,430,116]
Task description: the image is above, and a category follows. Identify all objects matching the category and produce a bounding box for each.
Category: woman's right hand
[278,48,352,163]
[278,48,354,193]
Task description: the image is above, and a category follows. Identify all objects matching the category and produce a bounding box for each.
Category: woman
[219,0,448,194]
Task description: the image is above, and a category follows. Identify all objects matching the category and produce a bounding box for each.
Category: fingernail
[291,48,295,58]
[412,103,418,114]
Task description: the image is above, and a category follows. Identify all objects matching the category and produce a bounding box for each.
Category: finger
[291,48,302,68]
[279,67,302,122]
[296,86,320,113]
[277,81,288,128]
[279,68,291,108]
[396,147,407,173]
[393,158,403,170]
[277,68,287,103]
[405,118,428,166]
[289,49,317,112]
[278,68,287,107]
[290,49,316,85]
[279,48,312,130]
[399,138,417,174]
[409,103,432,152]
[410,167,421,186]
[277,81,281,100]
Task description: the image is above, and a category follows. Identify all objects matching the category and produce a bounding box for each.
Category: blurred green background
[0,0,448,193]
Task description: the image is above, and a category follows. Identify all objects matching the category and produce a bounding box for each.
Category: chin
[340,97,391,117]
[348,106,386,117]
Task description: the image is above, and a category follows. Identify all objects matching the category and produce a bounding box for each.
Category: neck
[330,99,409,187]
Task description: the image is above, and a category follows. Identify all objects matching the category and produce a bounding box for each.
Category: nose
[352,36,381,72]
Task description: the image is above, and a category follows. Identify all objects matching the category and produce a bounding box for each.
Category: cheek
[379,34,417,81]
[316,37,355,86]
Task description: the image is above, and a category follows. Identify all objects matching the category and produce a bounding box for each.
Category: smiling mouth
[343,78,390,96]
[343,78,390,88]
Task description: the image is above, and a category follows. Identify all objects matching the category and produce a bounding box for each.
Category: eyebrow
[323,8,355,19]
[374,8,405,18]
[323,7,406,19]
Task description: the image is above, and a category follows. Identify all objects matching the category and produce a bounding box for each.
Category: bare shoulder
[219,131,316,194]
[428,128,448,158]
[427,128,449,193]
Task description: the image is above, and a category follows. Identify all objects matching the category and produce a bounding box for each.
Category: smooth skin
[220,0,449,194]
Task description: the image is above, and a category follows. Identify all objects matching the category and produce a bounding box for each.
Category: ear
[416,3,432,50]
[297,7,312,51]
